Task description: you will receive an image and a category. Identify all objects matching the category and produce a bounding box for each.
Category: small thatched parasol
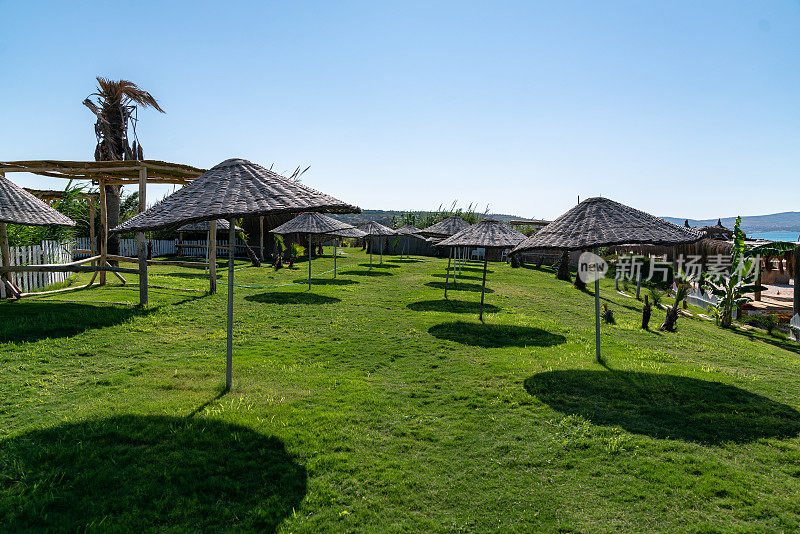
[358,221,396,267]
[417,216,471,238]
[436,219,525,319]
[0,175,76,298]
[271,212,357,286]
[394,224,424,258]
[512,197,700,361]
[112,158,360,391]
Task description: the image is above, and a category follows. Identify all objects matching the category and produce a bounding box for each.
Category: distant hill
[330,209,526,227]
[662,212,800,234]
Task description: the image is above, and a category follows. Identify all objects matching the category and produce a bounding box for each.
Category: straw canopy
[417,216,471,238]
[177,219,240,232]
[271,212,355,235]
[113,158,360,232]
[0,175,76,227]
[327,226,367,238]
[358,220,397,236]
[395,224,423,236]
[512,197,700,253]
[437,218,525,249]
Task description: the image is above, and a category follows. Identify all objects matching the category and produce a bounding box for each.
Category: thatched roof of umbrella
[328,226,367,238]
[512,197,700,253]
[436,218,525,249]
[177,219,241,232]
[113,158,360,232]
[417,216,470,238]
[395,224,423,236]
[0,174,76,226]
[358,220,396,236]
[271,212,354,235]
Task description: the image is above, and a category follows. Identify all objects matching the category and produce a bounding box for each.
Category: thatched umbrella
[395,224,424,258]
[271,212,357,288]
[512,196,700,361]
[113,158,359,390]
[0,175,77,297]
[418,216,472,283]
[436,219,525,319]
[358,221,396,268]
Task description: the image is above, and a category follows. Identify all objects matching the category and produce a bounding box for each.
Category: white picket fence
[74,238,250,259]
[1,240,74,294]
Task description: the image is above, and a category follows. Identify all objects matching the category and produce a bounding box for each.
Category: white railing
[686,289,718,310]
[1,240,74,294]
[74,238,250,259]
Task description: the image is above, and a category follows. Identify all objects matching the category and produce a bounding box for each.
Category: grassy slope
[1,250,800,532]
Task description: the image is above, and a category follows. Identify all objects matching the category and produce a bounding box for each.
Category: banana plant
[701,216,767,328]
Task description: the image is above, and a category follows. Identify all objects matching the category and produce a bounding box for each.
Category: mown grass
[2,249,800,532]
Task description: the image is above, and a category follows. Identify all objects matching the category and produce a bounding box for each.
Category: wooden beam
[0,264,139,274]
[137,167,148,306]
[106,254,208,268]
[98,179,108,285]
[88,198,96,255]
[0,255,100,272]
[209,220,217,294]
[0,219,12,296]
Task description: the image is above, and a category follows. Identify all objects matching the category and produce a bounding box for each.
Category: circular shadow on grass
[429,321,565,348]
[430,273,484,281]
[388,259,423,263]
[245,291,341,304]
[425,281,494,293]
[291,278,358,286]
[0,415,306,531]
[344,270,393,277]
[524,370,800,444]
[357,262,400,268]
[408,299,500,314]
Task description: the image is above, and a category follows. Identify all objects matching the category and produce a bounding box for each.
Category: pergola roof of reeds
[513,197,701,252]
[0,174,76,226]
[417,216,471,238]
[177,219,241,232]
[271,212,355,235]
[358,220,397,236]
[0,159,205,185]
[112,159,360,232]
[436,218,526,248]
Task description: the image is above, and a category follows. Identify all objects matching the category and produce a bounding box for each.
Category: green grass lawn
[2,249,800,532]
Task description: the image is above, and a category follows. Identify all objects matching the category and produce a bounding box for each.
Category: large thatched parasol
[176,219,241,233]
[358,221,396,268]
[271,212,357,287]
[436,219,525,319]
[512,197,700,361]
[113,158,360,390]
[0,175,77,298]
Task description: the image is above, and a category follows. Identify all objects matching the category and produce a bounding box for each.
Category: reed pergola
[512,196,701,362]
[113,158,360,391]
[436,218,526,319]
[0,175,77,298]
[0,159,206,304]
[270,212,360,288]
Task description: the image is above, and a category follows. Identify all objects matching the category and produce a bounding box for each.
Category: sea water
[747,231,800,243]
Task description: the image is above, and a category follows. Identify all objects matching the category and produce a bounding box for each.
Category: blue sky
[1,1,798,219]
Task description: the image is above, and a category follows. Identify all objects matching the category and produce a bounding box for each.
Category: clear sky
[1,1,798,220]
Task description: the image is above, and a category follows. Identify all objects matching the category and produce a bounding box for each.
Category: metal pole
[308,233,312,290]
[794,245,800,317]
[380,237,383,264]
[370,237,373,269]
[480,256,488,321]
[334,239,337,278]
[208,220,217,294]
[595,276,601,362]
[444,247,452,299]
[137,167,148,306]
[226,218,235,391]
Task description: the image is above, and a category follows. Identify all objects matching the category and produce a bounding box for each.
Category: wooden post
[755,259,762,302]
[334,238,338,278]
[98,179,108,285]
[89,199,96,256]
[444,247,452,299]
[595,276,601,362]
[208,220,217,294]
[480,256,488,321]
[259,216,264,262]
[137,167,148,306]
[636,269,642,300]
[369,236,373,269]
[380,237,383,264]
[226,218,235,391]
[308,233,312,291]
[0,221,12,298]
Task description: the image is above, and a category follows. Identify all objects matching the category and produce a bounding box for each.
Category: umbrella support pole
[369,237,373,270]
[380,238,383,264]
[308,233,312,291]
[334,239,337,278]
[226,218,235,392]
[594,277,601,363]
[444,247,452,299]
[480,256,488,321]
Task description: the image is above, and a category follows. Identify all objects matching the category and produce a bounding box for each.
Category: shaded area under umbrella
[358,221,396,268]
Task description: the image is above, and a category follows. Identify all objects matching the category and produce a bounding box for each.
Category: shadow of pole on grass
[0,415,306,532]
[524,370,800,444]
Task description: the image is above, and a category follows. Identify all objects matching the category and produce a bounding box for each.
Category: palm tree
[83,78,164,257]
